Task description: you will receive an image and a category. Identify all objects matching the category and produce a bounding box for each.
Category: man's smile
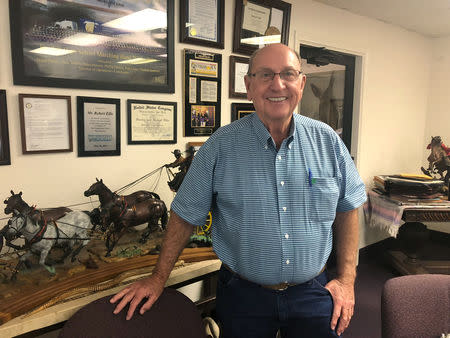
[267,96,288,102]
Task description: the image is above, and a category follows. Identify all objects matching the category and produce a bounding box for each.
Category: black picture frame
[180,0,224,49]
[77,96,120,157]
[231,102,255,122]
[233,0,291,55]
[127,99,177,144]
[229,55,249,98]
[0,90,11,165]
[9,0,174,93]
[184,49,222,137]
[19,93,73,155]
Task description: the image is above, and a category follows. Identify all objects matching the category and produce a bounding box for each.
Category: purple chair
[381,274,450,338]
[59,287,207,338]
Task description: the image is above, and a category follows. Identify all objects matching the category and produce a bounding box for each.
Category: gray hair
[247,44,301,74]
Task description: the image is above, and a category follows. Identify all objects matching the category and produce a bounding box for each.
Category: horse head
[4,212,26,241]
[84,178,104,197]
[4,191,24,214]
[431,136,442,146]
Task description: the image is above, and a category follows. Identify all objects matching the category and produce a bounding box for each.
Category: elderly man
[111,43,366,337]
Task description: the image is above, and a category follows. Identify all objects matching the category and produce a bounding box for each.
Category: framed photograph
[127,100,176,144]
[9,0,174,93]
[187,142,204,152]
[231,102,255,122]
[180,0,224,49]
[233,0,291,55]
[77,96,120,157]
[184,49,222,136]
[0,90,11,165]
[229,56,249,98]
[19,94,73,154]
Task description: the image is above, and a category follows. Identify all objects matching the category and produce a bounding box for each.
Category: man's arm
[110,210,193,320]
[325,208,359,336]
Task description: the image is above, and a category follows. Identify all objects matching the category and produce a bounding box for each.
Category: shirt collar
[251,113,297,149]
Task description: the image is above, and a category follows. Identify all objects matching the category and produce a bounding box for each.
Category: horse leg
[71,239,89,262]
[105,229,122,257]
[38,248,55,275]
[11,252,31,280]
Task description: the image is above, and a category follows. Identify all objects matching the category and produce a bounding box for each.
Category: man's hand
[110,274,165,320]
[325,278,355,336]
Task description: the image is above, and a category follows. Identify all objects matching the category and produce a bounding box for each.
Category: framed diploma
[233,0,291,55]
[0,90,11,165]
[18,94,73,155]
[77,96,120,157]
[180,0,224,49]
[184,49,221,137]
[231,103,255,122]
[127,100,176,144]
[229,56,250,98]
[9,0,174,93]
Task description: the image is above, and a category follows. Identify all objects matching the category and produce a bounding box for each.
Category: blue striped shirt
[171,113,367,285]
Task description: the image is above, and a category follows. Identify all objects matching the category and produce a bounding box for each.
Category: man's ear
[244,75,252,101]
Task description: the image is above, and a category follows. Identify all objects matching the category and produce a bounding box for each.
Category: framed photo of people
[9,0,175,93]
[231,103,255,122]
[18,94,73,155]
[229,56,249,98]
[233,0,291,55]
[180,0,224,49]
[77,96,120,157]
[127,99,177,144]
[0,90,11,165]
[184,49,221,137]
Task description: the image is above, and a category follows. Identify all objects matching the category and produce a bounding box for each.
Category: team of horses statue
[1,180,168,278]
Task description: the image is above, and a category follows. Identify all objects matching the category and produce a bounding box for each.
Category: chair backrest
[381,274,450,338]
[59,287,206,338]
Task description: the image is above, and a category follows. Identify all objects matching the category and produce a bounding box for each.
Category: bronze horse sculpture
[421,136,450,184]
[84,179,168,256]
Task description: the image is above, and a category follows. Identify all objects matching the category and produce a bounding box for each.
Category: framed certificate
[229,56,250,98]
[127,100,176,144]
[180,0,224,49]
[0,90,11,165]
[9,0,174,93]
[77,96,120,157]
[233,0,291,55]
[19,94,73,154]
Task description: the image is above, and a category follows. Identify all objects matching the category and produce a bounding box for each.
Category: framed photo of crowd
[9,0,175,93]
[0,90,11,165]
[184,49,221,137]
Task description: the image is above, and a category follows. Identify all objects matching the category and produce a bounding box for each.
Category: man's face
[244,44,306,124]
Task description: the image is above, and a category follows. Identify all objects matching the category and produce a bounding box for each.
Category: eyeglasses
[248,69,303,82]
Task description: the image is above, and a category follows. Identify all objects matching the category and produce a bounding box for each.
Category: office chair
[381,274,450,338]
[59,287,207,338]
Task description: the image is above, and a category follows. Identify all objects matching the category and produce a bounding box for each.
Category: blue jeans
[216,265,340,338]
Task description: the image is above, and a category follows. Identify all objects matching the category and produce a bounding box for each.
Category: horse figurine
[4,210,93,278]
[4,190,71,222]
[421,136,450,184]
[84,179,168,256]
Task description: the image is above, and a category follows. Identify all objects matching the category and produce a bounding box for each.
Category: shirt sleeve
[170,140,216,226]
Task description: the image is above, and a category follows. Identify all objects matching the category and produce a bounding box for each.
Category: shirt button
[280,181,285,186]
[288,144,292,149]
[277,155,282,160]
[264,145,268,150]
[284,233,289,239]
[282,207,287,212]
[286,260,290,265]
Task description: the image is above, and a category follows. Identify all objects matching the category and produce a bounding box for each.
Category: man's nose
[269,73,286,89]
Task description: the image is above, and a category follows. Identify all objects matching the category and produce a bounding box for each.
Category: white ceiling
[312,0,450,38]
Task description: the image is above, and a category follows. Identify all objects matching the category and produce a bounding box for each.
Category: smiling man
[111,43,366,338]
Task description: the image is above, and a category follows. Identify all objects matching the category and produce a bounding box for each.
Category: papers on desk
[373,175,445,198]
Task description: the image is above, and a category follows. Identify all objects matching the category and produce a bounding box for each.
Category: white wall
[0,0,445,247]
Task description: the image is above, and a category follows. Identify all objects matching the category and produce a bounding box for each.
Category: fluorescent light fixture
[103,8,166,32]
[240,34,281,45]
[118,58,157,65]
[60,33,113,47]
[29,46,75,56]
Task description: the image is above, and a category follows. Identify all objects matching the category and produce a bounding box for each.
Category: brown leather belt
[222,264,326,291]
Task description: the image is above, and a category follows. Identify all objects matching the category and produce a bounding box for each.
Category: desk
[0,259,221,338]
[365,191,450,275]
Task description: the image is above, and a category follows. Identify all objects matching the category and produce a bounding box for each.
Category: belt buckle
[277,283,290,291]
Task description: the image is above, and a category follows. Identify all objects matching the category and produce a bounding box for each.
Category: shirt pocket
[308,177,339,222]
